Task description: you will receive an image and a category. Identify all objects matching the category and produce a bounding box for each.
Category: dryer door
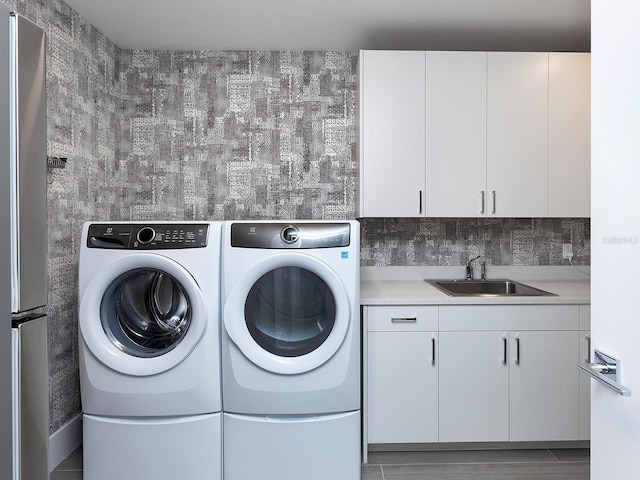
[224,253,350,374]
[79,253,206,376]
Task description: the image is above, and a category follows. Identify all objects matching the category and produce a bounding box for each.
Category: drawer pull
[390,317,417,323]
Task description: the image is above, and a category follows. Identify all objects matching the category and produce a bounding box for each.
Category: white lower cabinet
[439,331,509,442]
[366,306,438,443]
[365,304,586,447]
[579,305,592,440]
[508,330,580,441]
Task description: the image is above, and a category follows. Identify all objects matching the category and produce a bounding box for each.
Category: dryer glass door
[101,268,191,357]
[244,267,336,357]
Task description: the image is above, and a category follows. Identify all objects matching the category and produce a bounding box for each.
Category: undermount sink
[425,279,556,297]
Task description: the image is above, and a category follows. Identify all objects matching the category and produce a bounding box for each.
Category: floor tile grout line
[369,460,589,468]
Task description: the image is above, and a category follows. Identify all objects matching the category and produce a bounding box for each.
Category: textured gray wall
[360,217,590,267]
[2,0,590,434]
[118,49,358,220]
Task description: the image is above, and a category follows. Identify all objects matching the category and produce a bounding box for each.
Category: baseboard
[48,414,82,473]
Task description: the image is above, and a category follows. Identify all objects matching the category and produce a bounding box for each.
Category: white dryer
[78,222,222,480]
[221,220,360,480]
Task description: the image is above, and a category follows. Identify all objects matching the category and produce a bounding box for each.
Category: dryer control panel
[231,222,350,249]
[87,223,209,249]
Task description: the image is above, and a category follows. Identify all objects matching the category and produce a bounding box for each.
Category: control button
[281,226,300,244]
[136,226,156,245]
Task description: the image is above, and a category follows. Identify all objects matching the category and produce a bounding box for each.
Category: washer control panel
[87,223,209,249]
[231,222,351,249]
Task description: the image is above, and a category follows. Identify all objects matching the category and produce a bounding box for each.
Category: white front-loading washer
[221,220,360,480]
[78,222,222,480]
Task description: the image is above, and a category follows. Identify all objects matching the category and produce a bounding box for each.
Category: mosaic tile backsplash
[2,0,590,435]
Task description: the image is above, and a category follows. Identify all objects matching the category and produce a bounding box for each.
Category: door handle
[577,350,631,396]
[431,336,436,366]
[502,336,507,365]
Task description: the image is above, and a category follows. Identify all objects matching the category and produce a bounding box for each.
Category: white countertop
[360,266,590,305]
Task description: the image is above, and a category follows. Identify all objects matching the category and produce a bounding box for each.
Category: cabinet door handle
[491,190,496,214]
[502,336,507,365]
[390,317,417,323]
[585,335,591,363]
[419,190,423,214]
[431,336,436,366]
[515,336,521,365]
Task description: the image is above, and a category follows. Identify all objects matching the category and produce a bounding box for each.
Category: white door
[359,50,426,217]
[548,52,591,217]
[438,331,509,442]
[591,1,640,478]
[425,51,487,217]
[487,52,549,217]
[367,331,438,443]
[509,331,580,442]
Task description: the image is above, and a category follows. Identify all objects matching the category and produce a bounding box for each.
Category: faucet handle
[467,254,482,266]
[466,255,482,281]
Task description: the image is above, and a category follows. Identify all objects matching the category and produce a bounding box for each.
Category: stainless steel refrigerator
[0,7,49,480]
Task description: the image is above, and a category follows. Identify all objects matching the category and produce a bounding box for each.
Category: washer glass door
[102,268,191,357]
[79,253,206,376]
[244,267,336,357]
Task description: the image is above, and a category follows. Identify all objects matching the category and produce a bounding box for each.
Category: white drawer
[366,305,438,331]
[439,304,580,331]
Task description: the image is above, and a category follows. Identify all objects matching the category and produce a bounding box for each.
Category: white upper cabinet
[358,50,426,217]
[425,51,487,217]
[487,52,549,217]
[358,50,590,218]
[549,52,591,217]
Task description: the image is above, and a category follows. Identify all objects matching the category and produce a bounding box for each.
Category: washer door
[224,253,350,374]
[79,253,206,376]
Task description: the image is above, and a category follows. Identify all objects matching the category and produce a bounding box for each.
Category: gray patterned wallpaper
[118,49,358,220]
[2,0,590,435]
[360,217,590,267]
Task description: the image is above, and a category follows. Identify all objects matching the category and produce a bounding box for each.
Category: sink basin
[425,279,556,297]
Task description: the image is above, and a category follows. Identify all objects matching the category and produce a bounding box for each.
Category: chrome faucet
[466,255,482,280]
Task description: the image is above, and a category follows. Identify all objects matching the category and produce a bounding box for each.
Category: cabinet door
[359,50,426,217]
[439,331,509,442]
[549,52,591,217]
[426,51,487,217]
[509,331,580,441]
[487,52,549,217]
[367,331,438,443]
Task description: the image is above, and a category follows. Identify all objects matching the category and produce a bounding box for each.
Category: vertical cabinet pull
[515,336,521,365]
[431,336,436,366]
[491,190,496,214]
[502,336,507,365]
[585,335,591,363]
[419,190,423,214]
[481,190,486,215]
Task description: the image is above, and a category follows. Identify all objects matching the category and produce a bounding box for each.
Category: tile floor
[52,447,589,479]
[363,448,590,480]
